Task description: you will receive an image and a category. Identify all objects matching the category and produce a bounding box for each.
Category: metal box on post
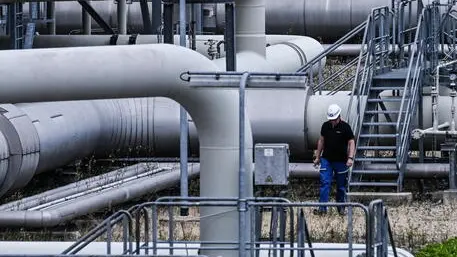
[254,143,290,186]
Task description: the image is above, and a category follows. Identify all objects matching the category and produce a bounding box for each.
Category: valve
[204,39,218,60]
[412,129,424,140]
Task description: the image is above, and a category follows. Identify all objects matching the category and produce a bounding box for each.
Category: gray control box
[254,143,290,186]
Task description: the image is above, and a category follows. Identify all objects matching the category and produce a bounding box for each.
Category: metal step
[365,110,405,114]
[362,122,397,126]
[367,98,403,103]
[355,157,396,162]
[349,181,398,187]
[351,170,399,175]
[357,145,396,150]
[370,86,404,91]
[372,68,409,80]
[359,134,397,138]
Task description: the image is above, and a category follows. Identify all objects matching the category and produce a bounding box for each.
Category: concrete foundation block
[431,190,457,205]
[347,192,413,206]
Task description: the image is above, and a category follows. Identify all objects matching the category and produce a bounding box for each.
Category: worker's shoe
[337,208,346,216]
[312,209,327,216]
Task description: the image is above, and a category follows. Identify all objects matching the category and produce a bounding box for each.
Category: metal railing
[368,200,398,257]
[395,9,426,191]
[442,11,457,61]
[347,6,392,142]
[61,197,399,257]
[296,20,367,94]
[62,210,134,255]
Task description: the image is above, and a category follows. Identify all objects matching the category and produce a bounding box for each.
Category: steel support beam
[46,1,55,34]
[151,0,161,34]
[139,0,152,34]
[225,3,235,71]
[77,0,114,34]
[163,3,173,44]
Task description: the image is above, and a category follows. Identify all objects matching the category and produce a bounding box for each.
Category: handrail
[296,20,367,73]
[347,13,372,132]
[312,55,364,93]
[62,210,134,255]
[395,9,425,174]
[348,6,392,143]
[385,207,399,257]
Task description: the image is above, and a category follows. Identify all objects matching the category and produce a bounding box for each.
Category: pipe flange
[0,104,40,195]
[277,41,307,66]
[0,132,9,187]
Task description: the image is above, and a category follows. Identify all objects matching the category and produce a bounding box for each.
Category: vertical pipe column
[179,0,189,216]
[235,0,265,57]
[194,3,202,34]
[117,0,127,34]
[82,0,91,35]
[46,2,55,35]
[238,72,250,257]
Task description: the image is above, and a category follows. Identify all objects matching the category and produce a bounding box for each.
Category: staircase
[350,68,411,192]
[347,2,427,200]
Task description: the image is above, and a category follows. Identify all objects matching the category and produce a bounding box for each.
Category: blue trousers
[318,157,348,212]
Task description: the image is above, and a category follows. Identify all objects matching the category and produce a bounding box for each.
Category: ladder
[7,2,23,49]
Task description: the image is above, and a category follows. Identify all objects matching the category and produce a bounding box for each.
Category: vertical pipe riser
[235,0,265,57]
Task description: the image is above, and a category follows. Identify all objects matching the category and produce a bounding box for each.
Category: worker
[313,104,355,215]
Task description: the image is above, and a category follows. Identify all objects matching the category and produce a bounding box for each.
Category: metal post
[82,0,91,35]
[450,145,457,190]
[151,0,161,34]
[194,3,202,34]
[179,0,189,217]
[239,72,250,257]
[190,3,196,50]
[163,3,173,44]
[46,1,55,34]
[225,3,236,71]
[139,0,152,34]
[117,0,127,34]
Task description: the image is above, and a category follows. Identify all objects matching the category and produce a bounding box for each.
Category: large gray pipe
[0,44,253,257]
[0,36,319,195]
[21,0,391,40]
[0,90,453,196]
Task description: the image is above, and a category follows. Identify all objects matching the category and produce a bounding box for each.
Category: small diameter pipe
[451,87,456,132]
[0,163,158,211]
[82,0,91,35]
[238,72,249,257]
[0,163,200,227]
[434,60,457,131]
[30,166,170,211]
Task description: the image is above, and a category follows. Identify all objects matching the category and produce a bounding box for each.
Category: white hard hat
[327,104,341,120]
